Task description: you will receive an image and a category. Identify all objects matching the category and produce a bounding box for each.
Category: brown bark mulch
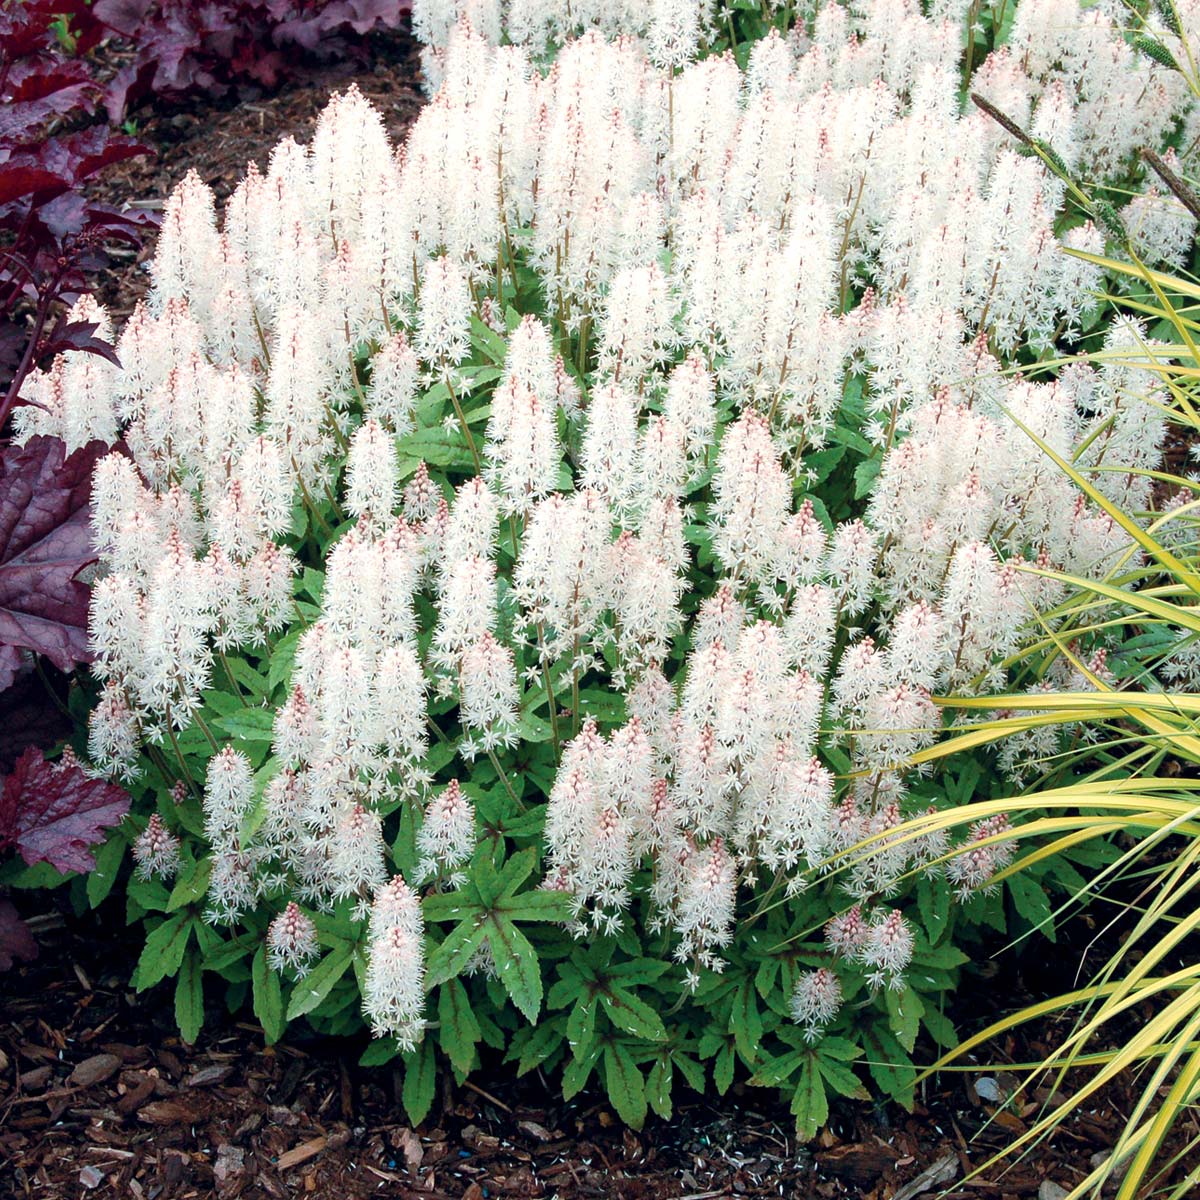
[0,906,1155,1200]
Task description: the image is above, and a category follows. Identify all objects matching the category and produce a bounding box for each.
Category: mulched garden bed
[0,902,1148,1200]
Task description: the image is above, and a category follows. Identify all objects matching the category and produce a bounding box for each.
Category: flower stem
[445,370,483,475]
[486,746,525,812]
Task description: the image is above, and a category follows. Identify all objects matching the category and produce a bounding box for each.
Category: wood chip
[69,1054,120,1088]
[186,1064,232,1088]
[396,1126,423,1170]
[517,1120,556,1142]
[115,1074,156,1117]
[276,1135,329,1172]
[137,1099,201,1125]
[817,1139,897,1185]
[893,1152,959,1200]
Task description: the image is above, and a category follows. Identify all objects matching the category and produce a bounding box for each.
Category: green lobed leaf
[135,913,192,991]
[286,944,354,1021]
[492,847,538,898]
[494,888,573,923]
[402,1038,437,1126]
[750,1048,807,1088]
[731,979,764,1061]
[425,917,489,988]
[791,1057,828,1141]
[203,932,257,974]
[167,856,212,912]
[514,1018,563,1075]
[916,874,951,944]
[818,1036,863,1062]
[438,979,481,1075]
[601,986,668,1042]
[227,658,270,700]
[603,1042,648,1129]
[86,833,126,909]
[607,958,671,985]
[175,950,204,1045]
[862,1025,916,1107]
[853,455,882,499]
[755,956,780,1000]
[646,1056,673,1120]
[675,1052,706,1093]
[268,627,303,694]
[422,891,482,923]
[487,914,543,1023]
[1007,872,1054,934]
[567,997,597,1059]
[214,707,277,744]
[713,1041,736,1095]
[360,1037,401,1066]
[253,945,285,1044]
[816,1052,868,1101]
[921,1004,958,1050]
[127,873,171,917]
[397,426,477,471]
[562,1039,602,1101]
[886,986,925,1054]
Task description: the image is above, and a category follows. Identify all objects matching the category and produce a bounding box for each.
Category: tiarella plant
[20,0,1198,1132]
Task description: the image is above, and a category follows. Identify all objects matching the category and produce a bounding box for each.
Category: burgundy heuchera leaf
[0,436,108,673]
[0,748,129,874]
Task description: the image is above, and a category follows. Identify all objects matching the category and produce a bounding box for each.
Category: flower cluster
[21,1,1182,1042]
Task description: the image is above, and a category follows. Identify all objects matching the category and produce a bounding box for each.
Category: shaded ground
[0,905,1151,1200]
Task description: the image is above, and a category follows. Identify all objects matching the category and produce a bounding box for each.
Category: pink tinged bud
[825,904,867,955]
[861,909,914,991]
[791,968,843,1041]
[133,813,181,881]
[417,779,476,876]
[203,747,255,849]
[267,902,319,974]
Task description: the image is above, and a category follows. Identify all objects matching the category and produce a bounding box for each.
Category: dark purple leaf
[0,898,38,971]
[93,0,156,37]
[0,87,97,142]
[0,323,26,381]
[4,60,95,102]
[0,644,23,693]
[94,0,410,114]
[0,436,109,673]
[0,1,106,62]
[34,189,89,239]
[343,0,407,35]
[101,63,148,124]
[0,748,130,873]
[274,14,326,50]
[41,319,121,366]
[0,164,71,208]
[60,128,151,185]
[0,132,150,229]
